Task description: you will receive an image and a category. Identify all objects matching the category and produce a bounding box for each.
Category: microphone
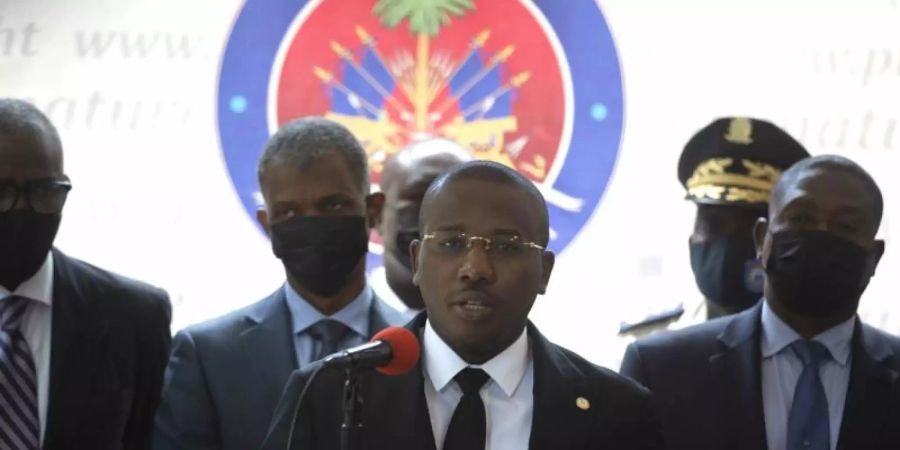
[284,327,420,450]
[321,326,420,375]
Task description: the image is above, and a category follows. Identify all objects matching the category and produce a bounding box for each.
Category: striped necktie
[0,295,39,450]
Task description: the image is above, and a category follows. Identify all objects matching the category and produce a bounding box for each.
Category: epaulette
[618,304,685,335]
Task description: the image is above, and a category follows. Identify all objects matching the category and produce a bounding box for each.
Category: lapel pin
[576,396,590,411]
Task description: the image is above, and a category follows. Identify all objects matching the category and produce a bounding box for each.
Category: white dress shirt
[761,300,854,450]
[422,320,534,450]
[0,252,53,445]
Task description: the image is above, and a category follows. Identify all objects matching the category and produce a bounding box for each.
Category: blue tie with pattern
[0,295,39,450]
[787,339,831,450]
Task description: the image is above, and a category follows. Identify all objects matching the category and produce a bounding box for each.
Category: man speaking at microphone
[153,118,405,450]
[262,161,665,450]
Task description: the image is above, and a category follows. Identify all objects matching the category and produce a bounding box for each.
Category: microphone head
[371,327,420,376]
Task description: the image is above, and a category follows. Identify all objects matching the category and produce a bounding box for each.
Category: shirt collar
[283,282,373,339]
[761,299,855,366]
[423,320,530,398]
[0,251,53,306]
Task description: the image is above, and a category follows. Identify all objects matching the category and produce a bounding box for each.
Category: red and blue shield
[218,0,623,266]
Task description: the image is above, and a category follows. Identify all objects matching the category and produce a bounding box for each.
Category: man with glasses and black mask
[262,160,665,450]
[153,117,405,450]
[372,138,471,317]
[0,98,172,449]
[619,117,809,338]
[621,154,900,450]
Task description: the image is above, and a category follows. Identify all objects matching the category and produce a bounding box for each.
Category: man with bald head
[0,98,172,449]
[621,155,900,450]
[373,138,471,314]
[262,160,665,450]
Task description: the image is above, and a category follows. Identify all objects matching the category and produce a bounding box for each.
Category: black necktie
[443,367,490,450]
[307,319,352,361]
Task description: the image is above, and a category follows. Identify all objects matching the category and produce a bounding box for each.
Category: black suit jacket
[43,248,172,450]
[620,301,900,450]
[261,314,665,450]
[152,288,405,450]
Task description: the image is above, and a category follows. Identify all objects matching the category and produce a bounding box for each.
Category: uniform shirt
[422,321,534,450]
[614,297,707,369]
[0,252,53,445]
[368,266,417,321]
[761,300,853,450]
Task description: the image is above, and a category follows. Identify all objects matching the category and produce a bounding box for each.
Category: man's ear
[366,192,385,230]
[538,251,555,295]
[868,239,886,277]
[256,208,271,236]
[753,217,768,260]
[410,240,422,286]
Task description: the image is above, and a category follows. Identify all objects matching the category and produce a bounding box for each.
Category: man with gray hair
[372,138,472,315]
[153,117,405,450]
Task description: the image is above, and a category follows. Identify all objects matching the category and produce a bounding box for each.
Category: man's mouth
[451,292,494,320]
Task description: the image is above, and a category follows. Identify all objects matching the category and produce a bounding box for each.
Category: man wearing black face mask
[621,154,900,450]
[619,117,809,339]
[0,98,172,449]
[371,138,471,316]
[153,117,405,450]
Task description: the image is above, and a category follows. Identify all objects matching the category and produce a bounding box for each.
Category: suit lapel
[362,313,435,450]
[528,323,595,450]
[709,304,768,450]
[836,322,899,450]
[44,250,111,446]
[239,290,298,422]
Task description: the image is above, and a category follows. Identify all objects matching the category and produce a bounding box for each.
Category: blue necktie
[308,319,352,361]
[787,339,831,450]
[0,295,39,450]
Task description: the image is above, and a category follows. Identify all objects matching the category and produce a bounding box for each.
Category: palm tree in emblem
[374,0,474,132]
[314,0,544,179]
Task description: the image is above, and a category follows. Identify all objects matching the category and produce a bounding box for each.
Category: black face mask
[392,229,419,270]
[765,230,872,318]
[270,215,369,298]
[690,236,764,311]
[0,211,61,290]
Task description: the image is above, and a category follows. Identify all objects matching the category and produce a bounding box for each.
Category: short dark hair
[257,117,369,192]
[773,154,884,230]
[420,160,550,245]
[0,98,61,151]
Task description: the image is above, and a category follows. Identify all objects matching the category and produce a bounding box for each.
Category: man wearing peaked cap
[619,117,809,339]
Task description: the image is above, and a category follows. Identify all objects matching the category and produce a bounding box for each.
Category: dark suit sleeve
[620,342,650,386]
[627,390,667,450]
[260,366,319,450]
[123,288,172,450]
[152,330,221,450]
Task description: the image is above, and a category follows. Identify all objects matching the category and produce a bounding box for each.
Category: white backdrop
[1,0,897,369]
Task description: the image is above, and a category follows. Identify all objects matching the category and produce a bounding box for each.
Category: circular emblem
[218,0,623,269]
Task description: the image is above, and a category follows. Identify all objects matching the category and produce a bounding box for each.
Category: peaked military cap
[678,117,810,207]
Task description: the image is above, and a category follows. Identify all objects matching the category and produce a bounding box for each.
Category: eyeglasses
[0,179,72,214]
[421,231,544,259]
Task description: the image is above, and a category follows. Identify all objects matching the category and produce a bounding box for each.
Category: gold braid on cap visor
[686,158,781,203]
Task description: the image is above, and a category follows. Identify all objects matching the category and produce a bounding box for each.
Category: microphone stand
[340,368,364,450]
